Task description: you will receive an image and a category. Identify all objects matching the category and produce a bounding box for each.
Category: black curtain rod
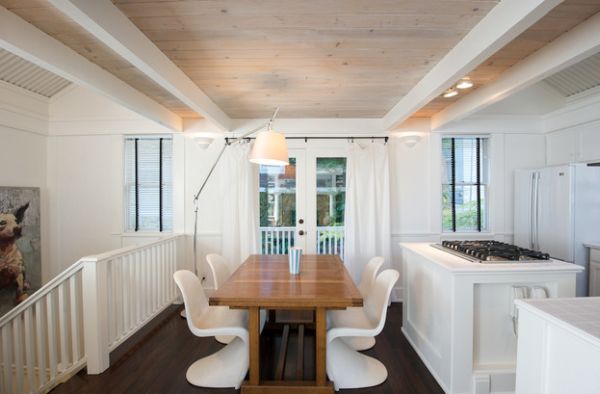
[225,136,388,144]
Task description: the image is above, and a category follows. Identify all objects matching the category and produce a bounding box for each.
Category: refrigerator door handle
[530,172,537,249]
[534,171,541,251]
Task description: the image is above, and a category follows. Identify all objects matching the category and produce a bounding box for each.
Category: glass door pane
[259,154,305,254]
[315,157,346,257]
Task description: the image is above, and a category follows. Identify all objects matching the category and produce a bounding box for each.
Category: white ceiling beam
[383,0,563,131]
[0,6,181,132]
[49,0,232,131]
[432,11,600,130]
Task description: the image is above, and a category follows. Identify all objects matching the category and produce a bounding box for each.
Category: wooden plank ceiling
[1,0,597,121]
[0,0,198,118]
[110,0,499,118]
[413,0,600,118]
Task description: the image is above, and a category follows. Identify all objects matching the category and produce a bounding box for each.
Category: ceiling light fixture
[456,76,474,90]
[443,88,458,98]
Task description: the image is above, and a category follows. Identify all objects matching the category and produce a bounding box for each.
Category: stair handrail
[0,260,83,327]
[0,233,183,327]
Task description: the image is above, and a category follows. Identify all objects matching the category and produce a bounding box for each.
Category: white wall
[46,86,182,277]
[0,82,50,281]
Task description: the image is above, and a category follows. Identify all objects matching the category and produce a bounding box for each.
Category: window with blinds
[124,136,173,232]
[442,137,489,232]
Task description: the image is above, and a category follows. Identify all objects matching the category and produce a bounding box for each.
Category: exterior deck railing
[259,226,345,258]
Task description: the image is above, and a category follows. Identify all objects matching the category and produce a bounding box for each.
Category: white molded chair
[206,253,232,289]
[326,269,399,391]
[173,270,249,389]
[341,256,385,351]
[206,254,236,344]
[357,256,385,297]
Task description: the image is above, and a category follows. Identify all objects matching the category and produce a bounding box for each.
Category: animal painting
[0,203,30,303]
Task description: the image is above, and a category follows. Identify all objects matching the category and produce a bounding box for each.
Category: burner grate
[438,240,550,263]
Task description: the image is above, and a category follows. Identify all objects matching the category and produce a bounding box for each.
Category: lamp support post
[191,107,279,276]
[182,108,280,318]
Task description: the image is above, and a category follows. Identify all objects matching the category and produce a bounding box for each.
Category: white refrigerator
[514,163,600,296]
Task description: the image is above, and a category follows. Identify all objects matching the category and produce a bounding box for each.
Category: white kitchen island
[401,243,583,394]
[515,297,600,394]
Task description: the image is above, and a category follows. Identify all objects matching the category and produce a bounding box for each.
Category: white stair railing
[0,234,184,394]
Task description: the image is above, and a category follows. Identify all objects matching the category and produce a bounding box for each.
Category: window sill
[118,232,173,238]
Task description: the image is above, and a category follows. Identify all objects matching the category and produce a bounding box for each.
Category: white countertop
[584,242,600,250]
[516,297,600,348]
[400,242,584,274]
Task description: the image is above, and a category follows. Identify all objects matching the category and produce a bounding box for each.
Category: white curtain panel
[220,143,259,268]
[344,142,392,282]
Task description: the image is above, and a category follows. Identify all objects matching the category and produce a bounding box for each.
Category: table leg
[249,307,260,385]
[315,307,326,386]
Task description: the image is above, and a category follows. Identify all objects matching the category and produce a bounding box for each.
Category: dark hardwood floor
[51,304,443,394]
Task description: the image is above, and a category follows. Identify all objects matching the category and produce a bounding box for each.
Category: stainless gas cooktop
[432,240,551,264]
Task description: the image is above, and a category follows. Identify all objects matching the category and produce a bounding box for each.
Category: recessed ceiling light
[456,77,473,89]
[443,88,458,98]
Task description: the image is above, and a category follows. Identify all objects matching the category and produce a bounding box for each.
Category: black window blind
[124,136,173,232]
[442,137,488,232]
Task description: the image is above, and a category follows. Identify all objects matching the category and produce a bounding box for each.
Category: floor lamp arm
[191,116,275,277]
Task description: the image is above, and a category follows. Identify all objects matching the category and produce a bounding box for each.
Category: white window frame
[441,134,491,234]
[123,134,173,234]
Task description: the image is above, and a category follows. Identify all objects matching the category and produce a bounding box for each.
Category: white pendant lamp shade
[248,131,289,166]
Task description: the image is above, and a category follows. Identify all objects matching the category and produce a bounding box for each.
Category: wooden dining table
[209,254,363,394]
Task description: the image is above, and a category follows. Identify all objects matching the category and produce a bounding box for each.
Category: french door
[258,147,347,257]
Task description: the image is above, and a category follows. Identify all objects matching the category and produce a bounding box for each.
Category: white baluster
[69,275,80,363]
[136,251,142,324]
[147,248,153,317]
[151,246,157,313]
[58,283,69,369]
[124,256,131,334]
[24,308,35,393]
[13,317,24,394]
[113,260,121,345]
[157,244,163,307]
[2,324,13,394]
[170,241,176,299]
[141,250,148,320]
[46,293,58,380]
[35,301,46,388]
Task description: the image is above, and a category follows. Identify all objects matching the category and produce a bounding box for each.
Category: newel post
[81,258,110,374]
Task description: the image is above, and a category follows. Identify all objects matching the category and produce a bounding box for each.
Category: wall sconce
[193,136,214,149]
[392,132,422,148]
[186,132,221,149]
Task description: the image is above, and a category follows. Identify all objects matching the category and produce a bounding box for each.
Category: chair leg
[186,337,248,389]
[326,338,388,391]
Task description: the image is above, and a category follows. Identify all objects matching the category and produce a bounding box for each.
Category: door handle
[298,230,305,236]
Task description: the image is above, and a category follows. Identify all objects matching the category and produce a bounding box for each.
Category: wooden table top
[209,254,363,309]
